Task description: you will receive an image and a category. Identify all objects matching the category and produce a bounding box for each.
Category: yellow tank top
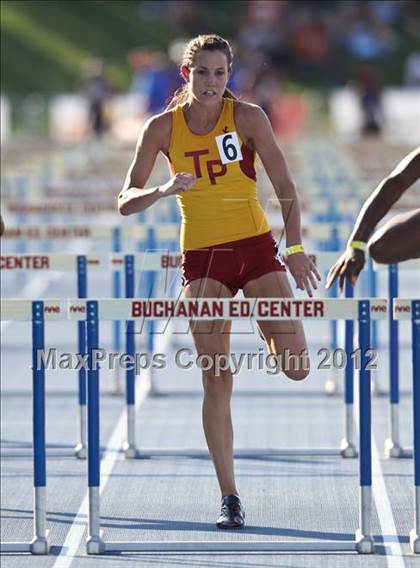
[167,97,270,251]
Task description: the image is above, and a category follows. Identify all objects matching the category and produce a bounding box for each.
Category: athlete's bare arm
[118,112,195,216]
[235,102,301,246]
[236,102,320,296]
[345,147,420,244]
[326,147,420,291]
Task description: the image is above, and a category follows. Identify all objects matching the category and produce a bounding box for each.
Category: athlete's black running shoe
[216,495,245,529]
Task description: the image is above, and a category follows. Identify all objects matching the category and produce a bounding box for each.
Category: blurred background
[1,0,420,145]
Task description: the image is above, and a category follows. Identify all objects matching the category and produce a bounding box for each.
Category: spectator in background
[288,15,331,81]
[357,65,383,137]
[148,54,182,114]
[344,1,399,60]
[128,48,156,102]
[82,57,111,138]
[129,48,182,115]
[405,53,420,86]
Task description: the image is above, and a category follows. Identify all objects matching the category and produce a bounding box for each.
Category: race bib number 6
[215,132,243,164]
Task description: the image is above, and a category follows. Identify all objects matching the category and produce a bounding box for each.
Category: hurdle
[375,260,420,458]
[0,253,101,459]
[393,299,420,553]
[2,245,378,462]
[110,250,373,460]
[0,300,62,554]
[72,297,386,554]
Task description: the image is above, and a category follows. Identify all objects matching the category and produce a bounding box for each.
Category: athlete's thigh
[183,277,232,355]
[243,271,307,357]
[370,208,420,262]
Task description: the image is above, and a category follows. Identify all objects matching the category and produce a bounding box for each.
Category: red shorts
[182,231,286,296]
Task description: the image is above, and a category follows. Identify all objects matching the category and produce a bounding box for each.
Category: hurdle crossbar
[0,253,102,272]
[109,251,342,273]
[1,251,343,274]
[4,202,117,215]
[2,222,353,243]
[68,297,388,321]
[2,224,179,242]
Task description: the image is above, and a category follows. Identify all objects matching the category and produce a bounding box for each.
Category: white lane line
[353,380,405,567]
[371,439,406,568]
[52,329,172,567]
[51,370,151,568]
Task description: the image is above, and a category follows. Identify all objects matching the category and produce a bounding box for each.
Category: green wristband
[348,240,367,252]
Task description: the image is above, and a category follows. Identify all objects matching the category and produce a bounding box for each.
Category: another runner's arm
[348,147,420,243]
[245,106,302,247]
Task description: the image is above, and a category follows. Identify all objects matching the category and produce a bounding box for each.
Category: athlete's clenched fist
[159,172,196,197]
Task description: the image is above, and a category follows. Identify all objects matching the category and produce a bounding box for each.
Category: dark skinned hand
[325,248,366,293]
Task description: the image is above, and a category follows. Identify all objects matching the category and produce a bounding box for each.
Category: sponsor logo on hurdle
[393,300,413,319]
[69,304,86,314]
[394,304,410,313]
[370,304,386,313]
[44,304,61,314]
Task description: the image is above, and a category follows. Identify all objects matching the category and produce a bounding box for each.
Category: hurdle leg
[355,300,374,553]
[341,282,357,457]
[145,265,159,395]
[385,265,405,457]
[111,228,123,396]
[122,319,139,458]
[75,256,88,458]
[30,301,49,554]
[367,258,382,396]
[325,280,340,395]
[112,321,123,395]
[410,300,420,553]
[122,255,139,458]
[74,321,87,459]
[86,301,105,554]
[147,318,158,396]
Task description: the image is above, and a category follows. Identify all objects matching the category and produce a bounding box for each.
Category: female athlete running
[119,34,320,529]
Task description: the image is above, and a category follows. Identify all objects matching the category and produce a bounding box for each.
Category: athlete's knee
[283,366,310,381]
[271,346,310,381]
